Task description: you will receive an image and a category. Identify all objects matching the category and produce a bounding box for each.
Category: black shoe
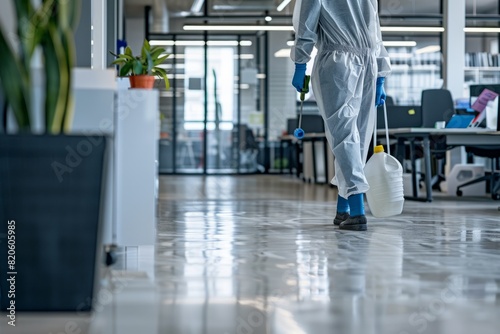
[333,212,350,226]
[339,215,367,231]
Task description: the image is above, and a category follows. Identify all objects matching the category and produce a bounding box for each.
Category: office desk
[378,128,500,202]
[279,135,297,175]
[280,134,330,183]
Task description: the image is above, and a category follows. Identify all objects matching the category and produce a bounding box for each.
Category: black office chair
[238,124,259,171]
[456,148,500,200]
[456,84,500,200]
[421,89,456,128]
[421,89,456,191]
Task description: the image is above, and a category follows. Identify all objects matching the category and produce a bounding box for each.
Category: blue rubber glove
[292,63,307,92]
[375,77,386,107]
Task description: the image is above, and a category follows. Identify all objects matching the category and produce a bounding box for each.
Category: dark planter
[0,134,107,312]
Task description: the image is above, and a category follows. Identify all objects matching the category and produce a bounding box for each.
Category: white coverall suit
[291,0,392,199]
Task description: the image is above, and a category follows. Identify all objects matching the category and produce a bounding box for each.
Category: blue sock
[348,194,365,217]
[337,195,350,213]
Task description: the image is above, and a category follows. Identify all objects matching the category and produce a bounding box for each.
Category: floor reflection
[2,176,499,334]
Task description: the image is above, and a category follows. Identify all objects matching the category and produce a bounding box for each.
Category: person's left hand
[375,77,386,107]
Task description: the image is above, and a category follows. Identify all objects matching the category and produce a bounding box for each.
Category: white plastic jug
[364,145,404,218]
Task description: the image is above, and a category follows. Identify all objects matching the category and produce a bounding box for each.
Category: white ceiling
[124,0,499,19]
[124,0,295,18]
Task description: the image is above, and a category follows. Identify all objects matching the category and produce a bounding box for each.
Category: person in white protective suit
[291,0,391,231]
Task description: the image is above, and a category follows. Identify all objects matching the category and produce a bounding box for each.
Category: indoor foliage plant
[111,39,170,89]
[0,0,78,133]
[0,0,106,312]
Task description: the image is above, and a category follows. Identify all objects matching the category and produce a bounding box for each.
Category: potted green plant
[110,39,170,90]
[0,0,106,312]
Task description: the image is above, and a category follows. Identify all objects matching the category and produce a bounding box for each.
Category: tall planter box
[0,134,107,311]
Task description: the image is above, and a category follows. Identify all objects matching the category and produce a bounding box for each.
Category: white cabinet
[115,90,159,246]
[72,72,159,247]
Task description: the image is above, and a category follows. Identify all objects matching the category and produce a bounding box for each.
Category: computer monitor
[376,105,422,129]
[469,84,500,130]
[287,118,297,135]
[300,114,325,133]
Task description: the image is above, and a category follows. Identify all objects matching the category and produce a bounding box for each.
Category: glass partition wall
[149,1,500,174]
[150,33,265,174]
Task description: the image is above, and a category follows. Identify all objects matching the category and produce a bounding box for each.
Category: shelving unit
[464,52,500,95]
[465,67,500,85]
[386,53,443,105]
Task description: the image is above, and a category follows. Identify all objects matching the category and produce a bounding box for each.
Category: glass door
[152,33,263,174]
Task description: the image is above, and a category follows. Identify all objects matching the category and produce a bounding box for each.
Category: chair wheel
[104,244,118,266]
[105,250,117,266]
[456,190,463,197]
[492,193,500,201]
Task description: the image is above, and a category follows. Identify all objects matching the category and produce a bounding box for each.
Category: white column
[91,0,107,69]
[443,0,466,100]
[444,0,467,174]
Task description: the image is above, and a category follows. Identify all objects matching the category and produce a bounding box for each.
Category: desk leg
[323,137,329,185]
[312,140,318,183]
[296,142,302,179]
[409,139,418,198]
[396,137,406,165]
[279,141,284,174]
[423,136,433,202]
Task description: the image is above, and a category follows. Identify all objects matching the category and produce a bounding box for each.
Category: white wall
[168,17,184,33]
[125,18,145,54]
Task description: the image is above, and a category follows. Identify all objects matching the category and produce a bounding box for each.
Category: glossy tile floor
[3,175,500,334]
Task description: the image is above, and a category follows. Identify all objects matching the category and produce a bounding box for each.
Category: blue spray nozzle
[294,128,305,139]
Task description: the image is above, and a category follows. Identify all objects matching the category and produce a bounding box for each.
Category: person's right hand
[292,63,307,92]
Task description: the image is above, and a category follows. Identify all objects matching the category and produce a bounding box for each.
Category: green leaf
[119,62,133,77]
[112,59,126,66]
[143,39,151,52]
[152,68,166,77]
[125,46,133,57]
[150,48,165,61]
[154,54,169,66]
[133,59,143,75]
[145,49,153,74]
[60,27,76,132]
[152,68,170,90]
[58,0,70,29]
[67,0,82,30]
[18,0,55,68]
[0,26,30,130]
[42,24,68,134]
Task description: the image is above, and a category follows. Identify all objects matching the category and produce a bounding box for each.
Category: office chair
[421,89,456,191]
[238,124,259,171]
[421,89,456,128]
[456,148,500,200]
[456,85,500,200]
